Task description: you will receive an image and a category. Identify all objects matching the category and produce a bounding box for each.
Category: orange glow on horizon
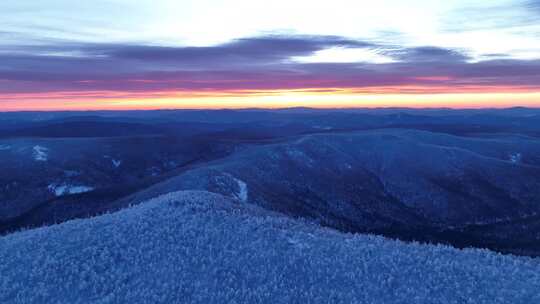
[1,87,540,111]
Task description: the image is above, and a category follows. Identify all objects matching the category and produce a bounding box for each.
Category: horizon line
[2,105,540,113]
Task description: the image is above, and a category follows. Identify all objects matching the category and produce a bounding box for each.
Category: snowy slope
[1,191,539,303]
[112,129,540,234]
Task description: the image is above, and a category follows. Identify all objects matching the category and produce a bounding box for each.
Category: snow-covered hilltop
[1,191,539,303]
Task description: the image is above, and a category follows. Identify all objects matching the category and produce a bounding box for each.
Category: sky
[1,0,540,110]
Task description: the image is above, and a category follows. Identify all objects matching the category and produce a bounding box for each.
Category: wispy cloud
[442,0,540,32]
[528,0,540,13]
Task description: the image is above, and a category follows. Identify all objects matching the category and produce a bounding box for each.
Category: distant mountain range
[2,108,540,256]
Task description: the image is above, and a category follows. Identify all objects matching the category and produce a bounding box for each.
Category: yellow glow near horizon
[2,90,540,111]
[109,92,540,110]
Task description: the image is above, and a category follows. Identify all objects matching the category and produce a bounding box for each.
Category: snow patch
[509,153,522,164]
[48,183,94,196]
[112,159,122,168]
[232,177,248,202]
[33,145,48,161]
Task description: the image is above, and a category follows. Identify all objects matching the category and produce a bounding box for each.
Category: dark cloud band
[1,35,540,95]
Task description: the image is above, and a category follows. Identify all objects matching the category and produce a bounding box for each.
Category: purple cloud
[1,34,540,96]
[105,36,372,62]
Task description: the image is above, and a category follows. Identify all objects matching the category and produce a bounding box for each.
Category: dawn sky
[1,0,540,110]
